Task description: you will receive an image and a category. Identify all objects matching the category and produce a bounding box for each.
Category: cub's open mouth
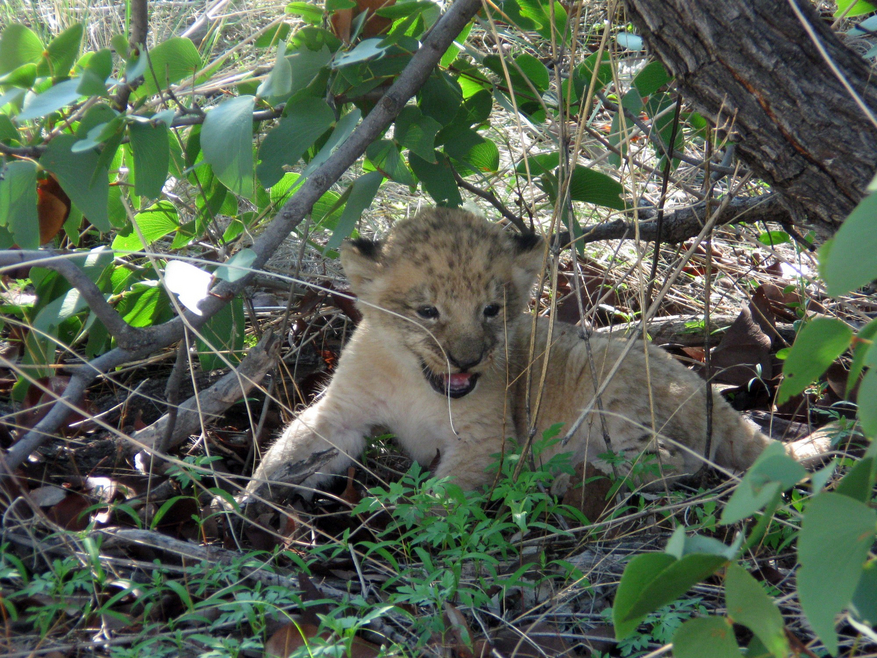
[421,363,480,398]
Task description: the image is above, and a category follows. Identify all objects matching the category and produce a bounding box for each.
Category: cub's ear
[511,231,544,287]
[340,238,383,294]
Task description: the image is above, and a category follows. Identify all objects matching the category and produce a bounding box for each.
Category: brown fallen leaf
[37,174,71,244]
[264,622,381,658]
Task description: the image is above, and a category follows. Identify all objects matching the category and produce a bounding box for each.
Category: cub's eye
[416,306,439,320]
[483,304,501,318]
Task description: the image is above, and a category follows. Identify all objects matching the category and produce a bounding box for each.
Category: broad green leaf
[0,24,43,75]
[40,134,110,232]
[614,553,676,639]
[443,127,499,173]
[18,79,82,121]
[302,108,360,176]
[798,492,877,654]
[325,171,383,250]
[614,551,726,639]
[568,165,626,209]
[128,121,170,199]
[367,140,415,186]
[609,89,644,166]
[34,288,89,336]
[111,201,179,251]
[0,62,37,87]
[835,457,877,502]
[135,37,201,99]
[777,317,853,403]
[119,283,167,328]
[257,42,292,100]
[454,89,492,127]
[394,106,441,162]
[285,1,324,24]
[409,152,462,207]
[633,60,669,97]
[418,72,462,126]
[77,49,113,97]
[721,442,804,524]
[255,23,292,48]
[0,161,39,248]
[848,318,877,395]
[835,0,877,18]
[215,248,257,283]
[257,97,334,187]
[376,0,436,18]
[0,114,18,142]
[202,95,255,198]
[821,191,877,295]
[851,561,877,626]
[757,230,791,246]
[40,23,83,78]
[665,526,737,560]
[725,564,788,658]
[333,38,390,68]
[858,368,877,436]
[672,617,739,658]
[512,53,550,91]
[198,297,244,370]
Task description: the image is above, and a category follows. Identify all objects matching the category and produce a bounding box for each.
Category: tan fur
[247,209,817,499]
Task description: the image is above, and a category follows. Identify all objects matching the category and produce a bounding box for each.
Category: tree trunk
[624,0,877,237]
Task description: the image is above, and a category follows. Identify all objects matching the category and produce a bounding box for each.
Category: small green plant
[602,597,708,657]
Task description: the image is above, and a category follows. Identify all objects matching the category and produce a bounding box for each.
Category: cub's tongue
[444,372,473,390]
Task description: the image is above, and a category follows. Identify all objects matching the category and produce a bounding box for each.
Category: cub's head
[340,208,543,398]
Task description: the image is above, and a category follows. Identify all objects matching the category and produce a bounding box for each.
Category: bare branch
[556,194,788,247]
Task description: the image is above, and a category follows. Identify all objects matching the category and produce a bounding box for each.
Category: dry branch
[128,331,280,455]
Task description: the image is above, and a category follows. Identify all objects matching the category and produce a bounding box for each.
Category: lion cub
[247,208,815,500]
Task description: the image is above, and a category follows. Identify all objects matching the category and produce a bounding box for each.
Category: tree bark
[624,0,877,236]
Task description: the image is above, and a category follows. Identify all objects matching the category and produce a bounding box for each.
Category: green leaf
[821,191,877,295]
[798,492,877,654]
[672,617,739,658]
[18,79,82,121]
[111,201,179,251]
[128,121,170,199]
[835,457,877,502]
[257,97,334,188]
[302,108,360,176]
[777,317,853,403]
[614,553,676,639]
[409,152,462,207]
[120,283,165,327]
[418,72,462,126]
[0,24,43,76]
[614,552,726,639]
[285,1,325,24]
[443,127,499,173]
[40,23,83,78]
[633,60,669,97]
[201,95,255,198]
[135,37,201,99]
[0,160,39,248]
[858,368,877,436]
[257,42,292,100]
[34,288,89,336]
[851,560,877,626]
[198,297,244,370]
[255,23,291,48]
[325,171,383,251]
[77,48,113,97]
[215,248,257,283]
[40,134,110,232]
[568,165,626,209]
[757,230,791,246]
[848,318,877,396]
[835,0,877,18]
[394,106,441,162]
[0,62,37,87]
[512,53,550,91]
[721,442,804,524]
[725,564,789,658]
[367,140,415,185]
